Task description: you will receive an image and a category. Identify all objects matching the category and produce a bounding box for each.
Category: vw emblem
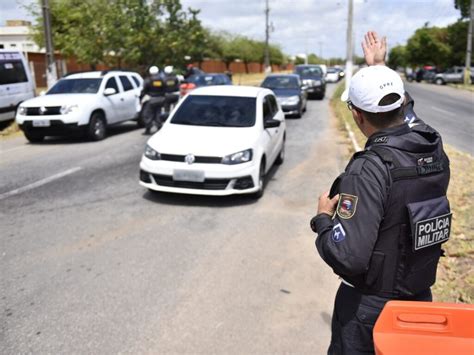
[185,154,195,165]
[39,106,47,115]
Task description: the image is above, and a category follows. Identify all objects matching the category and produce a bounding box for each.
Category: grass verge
[330,81,474,303]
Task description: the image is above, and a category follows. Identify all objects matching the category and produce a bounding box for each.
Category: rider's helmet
[164,66,174,75]
[149,66,159,75]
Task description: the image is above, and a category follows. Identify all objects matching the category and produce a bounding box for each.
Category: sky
[1,0,462,59]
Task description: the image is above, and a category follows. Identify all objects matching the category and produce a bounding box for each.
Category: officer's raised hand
[362,30,387,66]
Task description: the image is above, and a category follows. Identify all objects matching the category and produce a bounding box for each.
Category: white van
[0,50,36,122]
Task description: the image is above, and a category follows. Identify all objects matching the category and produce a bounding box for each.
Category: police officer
[310,31,451,354]
[163,65,180,115]
[141,65,166,135]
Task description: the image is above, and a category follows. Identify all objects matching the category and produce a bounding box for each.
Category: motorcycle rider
[140,66,166,135]
[163,65,180,115]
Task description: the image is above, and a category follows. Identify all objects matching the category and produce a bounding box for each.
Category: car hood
[270,88,300,97]
[147,123,258,156]
[21,94,97,107]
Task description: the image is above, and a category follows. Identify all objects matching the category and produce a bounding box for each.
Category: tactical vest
[147,74,166,97]
[344,128,451,298]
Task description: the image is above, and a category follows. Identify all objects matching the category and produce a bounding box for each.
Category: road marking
[431,106,455,116]
[0,145,28,154]
[0,167,82,200]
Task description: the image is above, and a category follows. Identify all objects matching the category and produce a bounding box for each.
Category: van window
[0,57,27,85]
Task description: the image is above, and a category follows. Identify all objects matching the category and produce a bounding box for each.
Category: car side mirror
[264,118,281,129]
[104,88,117,96]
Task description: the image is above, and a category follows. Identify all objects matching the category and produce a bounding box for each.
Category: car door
[102,76,124,123]
[262,94,283,165]
[118,75,137,120]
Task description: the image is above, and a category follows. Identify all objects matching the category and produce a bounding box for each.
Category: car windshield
[47,78,103,94]
[188,75,222,86]
[262,76,299,89]
[295,66,323,77]
[171,95,256,127]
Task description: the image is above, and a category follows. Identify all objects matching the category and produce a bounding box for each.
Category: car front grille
[151,174,230,190]
[26,106,62,115]
[160,154,222,164]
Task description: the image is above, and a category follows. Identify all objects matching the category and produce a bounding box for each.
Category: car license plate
[173,169,205,182]
[32,119,50,127]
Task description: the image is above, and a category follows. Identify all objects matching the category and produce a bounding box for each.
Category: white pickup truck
[433,66,474,85]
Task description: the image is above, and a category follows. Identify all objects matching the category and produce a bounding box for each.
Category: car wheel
[87,112,107,141]
[303,102,307,112]
[275,138,285,165]
[435,78,444,85]
[252,160,266,199]
[24,130,45,143]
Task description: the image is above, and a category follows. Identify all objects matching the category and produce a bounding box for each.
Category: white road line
[431,106,455,116]
[0,167,82,201]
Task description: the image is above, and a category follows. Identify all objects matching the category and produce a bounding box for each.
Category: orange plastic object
[374,301,474,355]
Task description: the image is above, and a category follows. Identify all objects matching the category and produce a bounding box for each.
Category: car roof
[189,85,270,98]
[264,74,300,78]
[64,70,138,79]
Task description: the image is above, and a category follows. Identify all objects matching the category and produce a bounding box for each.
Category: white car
[326,68,340,83]
[16,70,143,142]
[139,85,286,198]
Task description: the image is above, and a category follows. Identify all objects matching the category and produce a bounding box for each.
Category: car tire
[24,130,45,143]
[87,112,107,141]
[252,160,266,199]
[435,78,444,85]
[303,103,307,112]
[275,138,285,165]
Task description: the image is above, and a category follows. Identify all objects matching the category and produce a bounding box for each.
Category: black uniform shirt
[312,124,416,279]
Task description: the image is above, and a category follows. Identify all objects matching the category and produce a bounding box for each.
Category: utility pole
[464,0,473,85]
[42,0,57,88]
[264,0,271,72]
[345,0,354,92]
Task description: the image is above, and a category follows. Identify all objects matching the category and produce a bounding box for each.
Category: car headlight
[313,80,322,86]
[18,106,27,115]
[60,104,79,115]
[144,145,161,160]
[222,149,253,165]
[282,95,300,105]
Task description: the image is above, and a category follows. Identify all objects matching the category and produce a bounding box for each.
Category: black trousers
[328,283,432,355]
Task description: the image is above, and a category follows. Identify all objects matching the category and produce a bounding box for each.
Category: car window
[119,75,133,91]
[295,66,323,77]
[263,96,273,121]
[171,95,256,127]
[262,76,299,89]
[0,54,28,85]
[130,75,140,87]
[105,77,120,94]
[47,78,102,94]
[188,75,220,86]
[268,95,279,116]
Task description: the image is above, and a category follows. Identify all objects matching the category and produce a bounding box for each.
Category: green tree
[454,0,471,18]
[388,45,408,69]
[406,26,451,67]
[446,20,471,66]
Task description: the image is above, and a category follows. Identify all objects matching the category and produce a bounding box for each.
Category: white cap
[149,66,159,75]
[164,65,174,74]
[341,65,404,113]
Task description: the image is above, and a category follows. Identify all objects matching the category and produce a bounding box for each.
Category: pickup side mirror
[104,88,117,96]
[264,118,281,129]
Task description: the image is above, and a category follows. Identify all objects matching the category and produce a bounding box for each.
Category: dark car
[260,74,307,118]
[180,73,232,97]
[294,65,326,99]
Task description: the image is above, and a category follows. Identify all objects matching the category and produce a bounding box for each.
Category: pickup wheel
[435,78,444,85]
[87,112,107,141]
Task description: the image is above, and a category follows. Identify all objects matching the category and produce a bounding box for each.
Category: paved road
[404,82,474,155]
[1,85,344,354]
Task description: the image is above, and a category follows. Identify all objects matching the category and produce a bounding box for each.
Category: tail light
[180,83,196,96]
